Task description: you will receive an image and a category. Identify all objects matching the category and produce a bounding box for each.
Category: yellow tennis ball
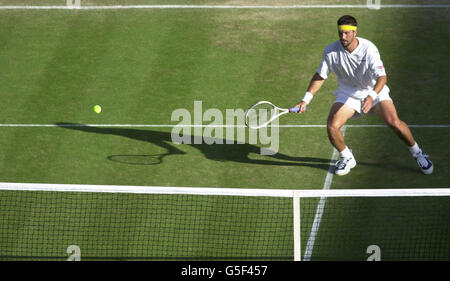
[94,105,102,114]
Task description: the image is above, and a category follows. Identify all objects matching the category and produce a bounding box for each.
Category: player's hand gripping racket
[244,101,300,129]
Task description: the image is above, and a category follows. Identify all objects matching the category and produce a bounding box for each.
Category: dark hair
[337,15,357,26]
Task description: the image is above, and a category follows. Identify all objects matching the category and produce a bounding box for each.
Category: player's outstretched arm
[295,72,325,113]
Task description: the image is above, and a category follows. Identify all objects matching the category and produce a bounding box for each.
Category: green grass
[2,0,450,5]
[0,2,449,260]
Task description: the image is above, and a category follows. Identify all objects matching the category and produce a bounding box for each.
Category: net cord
[0,182,448,198]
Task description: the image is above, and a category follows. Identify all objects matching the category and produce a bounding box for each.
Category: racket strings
[246,104,278,128]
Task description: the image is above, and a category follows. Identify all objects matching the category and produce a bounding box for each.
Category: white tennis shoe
[334,157,357,176]
[414,151,434,175]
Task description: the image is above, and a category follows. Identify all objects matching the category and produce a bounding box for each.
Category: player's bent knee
[385,117,403,130]
[327,122,343,133]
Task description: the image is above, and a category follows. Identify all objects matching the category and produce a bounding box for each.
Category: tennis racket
[244,101,300,129]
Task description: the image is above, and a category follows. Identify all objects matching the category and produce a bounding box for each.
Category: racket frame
[244,101,298,129]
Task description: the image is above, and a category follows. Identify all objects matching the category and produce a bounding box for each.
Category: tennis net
[0,183,449,261]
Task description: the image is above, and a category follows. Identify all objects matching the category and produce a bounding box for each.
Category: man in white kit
[295,15,433,176]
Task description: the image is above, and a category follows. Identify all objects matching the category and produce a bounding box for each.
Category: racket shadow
[55,122,331,171]
[107,154,170,165]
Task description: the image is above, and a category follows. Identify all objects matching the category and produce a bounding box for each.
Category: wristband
[302,92,314,104]
[368,90,378,100]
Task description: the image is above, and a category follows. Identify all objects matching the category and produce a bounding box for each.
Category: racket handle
[289,107,300,113]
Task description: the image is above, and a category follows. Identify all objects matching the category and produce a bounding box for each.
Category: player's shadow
[55,122,332,171]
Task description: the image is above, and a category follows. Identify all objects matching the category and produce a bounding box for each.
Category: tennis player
[294,15,433,176]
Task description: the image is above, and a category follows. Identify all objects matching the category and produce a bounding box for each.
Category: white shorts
[334,85,392,116]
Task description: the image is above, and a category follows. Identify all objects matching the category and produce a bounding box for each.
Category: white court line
[0,4,449,10]
[302,126,347,261]
[0,124,449,128]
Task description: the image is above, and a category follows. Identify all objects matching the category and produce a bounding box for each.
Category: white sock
[408,142,421,156]
[340,146,353,159]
